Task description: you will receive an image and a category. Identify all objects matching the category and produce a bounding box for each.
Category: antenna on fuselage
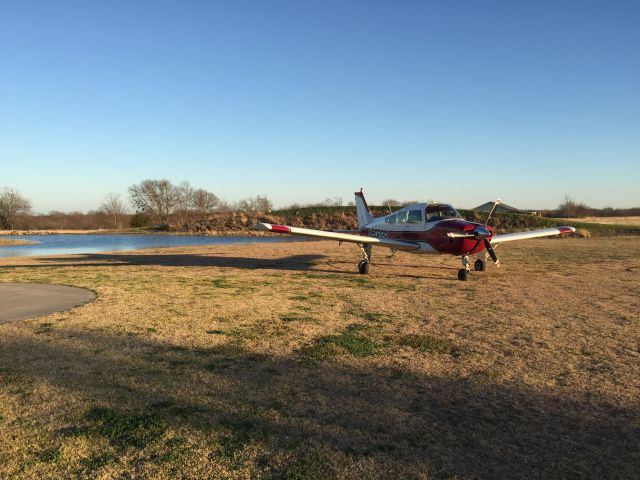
[484,198,502,227]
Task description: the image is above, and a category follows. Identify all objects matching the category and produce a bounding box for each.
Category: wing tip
[253,223,291,233]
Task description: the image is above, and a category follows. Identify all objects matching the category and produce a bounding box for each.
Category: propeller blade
[483,239,499,263]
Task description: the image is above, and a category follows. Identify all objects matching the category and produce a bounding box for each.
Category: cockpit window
[425,204,461,222]
[407,209,422,223]
[395,210,409,223]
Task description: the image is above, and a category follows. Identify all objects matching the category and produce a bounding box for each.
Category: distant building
[471,202,522,214]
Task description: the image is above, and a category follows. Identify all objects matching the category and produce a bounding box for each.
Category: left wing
[254,223,421,251]
[491,226,575,244]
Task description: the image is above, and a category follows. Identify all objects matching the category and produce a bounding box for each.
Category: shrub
[130,213,150,228]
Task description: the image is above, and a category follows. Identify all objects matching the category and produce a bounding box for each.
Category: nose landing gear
[458,254,471,281]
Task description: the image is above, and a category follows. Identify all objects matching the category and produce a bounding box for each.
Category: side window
[408,210,422,223]
[386,213,397,224]
[396,210,409,223]
[425,206,441,222]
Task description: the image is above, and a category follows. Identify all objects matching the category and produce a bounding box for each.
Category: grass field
[567,216,640,226]
[0,238,638,478]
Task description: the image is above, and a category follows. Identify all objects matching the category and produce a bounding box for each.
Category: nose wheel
[458,254,471,281]
[474,258,486,272]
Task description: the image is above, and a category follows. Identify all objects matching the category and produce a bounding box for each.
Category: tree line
[0,180,273,230]
[2,186,638,230]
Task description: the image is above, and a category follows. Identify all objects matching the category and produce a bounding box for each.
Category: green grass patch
[302,324,379,358]
[35,322,55,334]
[37,447,62,464]
[361,312,390,323]
[289,295,310,301]
[80,452,114,471]
[206,329,225,335]
[78,407,167,449]
[208,278,235,289]
[396,334,461,356]
[281,313,316,323]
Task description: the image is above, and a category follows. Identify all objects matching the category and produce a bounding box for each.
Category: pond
[0,234,297,258]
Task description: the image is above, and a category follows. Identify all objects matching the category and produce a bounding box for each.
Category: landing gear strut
[458,254,470,281]
[357,245,372,274]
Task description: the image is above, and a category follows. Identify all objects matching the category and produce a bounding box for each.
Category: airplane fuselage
[360,203,491,256]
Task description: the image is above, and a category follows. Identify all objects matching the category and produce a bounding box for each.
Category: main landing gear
[357,244,372,274]
[458,253,494,280]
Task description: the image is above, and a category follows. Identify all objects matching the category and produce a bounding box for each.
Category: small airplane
[254,190,575,280]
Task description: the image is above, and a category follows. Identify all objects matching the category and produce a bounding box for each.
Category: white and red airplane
[254,190,575,280]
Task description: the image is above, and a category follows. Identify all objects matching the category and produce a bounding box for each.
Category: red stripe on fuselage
[384,220,491,255]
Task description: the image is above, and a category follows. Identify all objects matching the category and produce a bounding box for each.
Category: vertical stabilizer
[354,189,374,228]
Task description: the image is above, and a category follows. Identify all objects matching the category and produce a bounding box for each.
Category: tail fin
[354,189,374,228]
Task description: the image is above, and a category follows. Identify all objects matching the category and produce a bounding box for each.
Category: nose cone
[474,226,492,239]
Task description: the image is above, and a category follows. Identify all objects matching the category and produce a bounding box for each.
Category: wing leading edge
[491,226,575,244]
[254,223,420,251]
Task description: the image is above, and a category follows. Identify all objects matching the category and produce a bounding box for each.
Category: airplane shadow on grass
[2,253,331,272]
[2,328,638,478]
[2,252,459,280]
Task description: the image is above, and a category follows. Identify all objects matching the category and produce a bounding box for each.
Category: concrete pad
[0,283,95,324]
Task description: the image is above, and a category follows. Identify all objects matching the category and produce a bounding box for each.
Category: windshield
[425,204,462,222]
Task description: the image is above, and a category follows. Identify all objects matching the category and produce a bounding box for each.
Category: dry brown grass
[0,238,38,246]
[0,237,638,478]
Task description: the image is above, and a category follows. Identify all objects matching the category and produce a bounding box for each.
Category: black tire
[457,269,468,281]
[474,259,486,272]
[358,260,370,275]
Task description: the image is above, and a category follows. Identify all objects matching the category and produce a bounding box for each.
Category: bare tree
[0,188,32,229]
[128,179,180,225]
[192,189,220,219]
[237,195,273,215]
[100,193,127,229]
[557,195,589,218]
[175,182,195,225]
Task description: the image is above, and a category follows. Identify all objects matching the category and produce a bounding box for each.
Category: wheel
[474,259,486,272]
[358,260,370,274]
[457,269,469,281]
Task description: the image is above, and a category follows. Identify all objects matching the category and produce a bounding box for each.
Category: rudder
[354,189,373,228]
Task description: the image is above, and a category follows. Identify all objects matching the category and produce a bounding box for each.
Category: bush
[130,213,150,228]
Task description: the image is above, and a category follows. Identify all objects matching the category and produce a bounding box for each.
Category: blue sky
[1,1,638,213]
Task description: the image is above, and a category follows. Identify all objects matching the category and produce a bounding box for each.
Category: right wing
[491,226,575,244]
[254,223,420,251]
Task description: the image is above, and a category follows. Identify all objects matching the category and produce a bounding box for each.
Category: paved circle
[0,283,95,324]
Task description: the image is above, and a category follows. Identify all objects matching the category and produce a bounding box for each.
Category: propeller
[483,238,499,264]
[447,226,500,265]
